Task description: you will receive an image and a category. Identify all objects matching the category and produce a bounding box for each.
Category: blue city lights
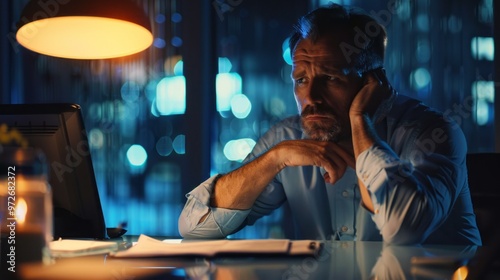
[156,136,174,156]
[410,67,431,90]
[471,37,494,61]
[120,81,141,103]
[223,138,256,162]
[173,134,185,154]
[218,57,232,73]
[472,80,495,126]
[216,72,242,112]
[156,75,186,115]
[153,38,167,49]
[171,13,182,23]
[127,144,148,166]
[282,37,292,65]
[230,93,252,119]
[173,60,183,76]
[171,36,183,47]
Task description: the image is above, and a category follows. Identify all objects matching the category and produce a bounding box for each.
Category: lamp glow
[452,265,468,280]
[16,0,153,59]
[16,198,28,224]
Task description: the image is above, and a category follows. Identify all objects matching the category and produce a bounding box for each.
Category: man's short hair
[289,3,387,73]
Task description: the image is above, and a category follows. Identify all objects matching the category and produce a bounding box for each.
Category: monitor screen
[0,103,107,240]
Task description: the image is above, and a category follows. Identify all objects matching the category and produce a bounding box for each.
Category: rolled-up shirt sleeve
[356,116,469,245]
[178,175,251,239]
[356,143,417,243]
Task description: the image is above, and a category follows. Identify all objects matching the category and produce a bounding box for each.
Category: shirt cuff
[183,175,251,237]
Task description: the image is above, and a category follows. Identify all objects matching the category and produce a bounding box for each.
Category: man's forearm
[351,114,377,213]
[211,148,284,210]
[350,114,377,158]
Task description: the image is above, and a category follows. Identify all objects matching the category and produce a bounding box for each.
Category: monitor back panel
[0,103,108,240]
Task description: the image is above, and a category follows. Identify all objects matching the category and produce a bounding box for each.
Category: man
[178,4,482,245]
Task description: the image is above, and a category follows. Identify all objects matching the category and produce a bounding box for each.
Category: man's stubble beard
[299,104,352,142]
[301,117,343,142]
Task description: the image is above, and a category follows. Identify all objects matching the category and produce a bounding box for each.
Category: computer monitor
[0,103,108,240]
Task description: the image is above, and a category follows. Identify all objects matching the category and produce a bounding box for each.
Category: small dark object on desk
[107,227,127,238]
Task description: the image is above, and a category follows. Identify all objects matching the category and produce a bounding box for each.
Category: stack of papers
[112,235,321,258]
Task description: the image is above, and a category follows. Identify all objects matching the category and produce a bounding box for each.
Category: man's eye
[326,76,338,81]
[295,78,306,85]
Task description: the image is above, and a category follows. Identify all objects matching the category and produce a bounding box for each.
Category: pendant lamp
[16,0,153,59]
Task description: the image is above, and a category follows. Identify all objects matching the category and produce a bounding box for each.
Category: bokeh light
[156,75,186,115]
[88,128,104,149]
[471,37,494,61]
[156,136,174,156]
[223,138,256,162]
[282,37,292,65]
[173,134,186,154]
[231,94,252,119]
[219,57,232,73]
[127,144,148,166]
[216,72,242,112]
[472,80,495,126]
[120,81,141,103]
[410,67,431,90]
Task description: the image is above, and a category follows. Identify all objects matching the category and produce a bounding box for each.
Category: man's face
[292,35,364,142]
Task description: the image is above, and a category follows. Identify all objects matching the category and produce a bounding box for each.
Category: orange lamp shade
[16,0,153,59]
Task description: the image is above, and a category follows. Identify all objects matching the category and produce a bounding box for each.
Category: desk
[15,238,498,280]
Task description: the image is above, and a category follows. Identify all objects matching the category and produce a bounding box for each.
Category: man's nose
[304,78,326,104]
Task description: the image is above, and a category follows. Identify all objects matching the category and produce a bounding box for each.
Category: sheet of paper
[49,239,119,257]
[112,235,310,258]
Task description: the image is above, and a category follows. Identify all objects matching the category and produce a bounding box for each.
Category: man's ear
[361,67,386,84]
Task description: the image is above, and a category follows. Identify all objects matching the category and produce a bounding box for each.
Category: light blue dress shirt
[178,95,482,245]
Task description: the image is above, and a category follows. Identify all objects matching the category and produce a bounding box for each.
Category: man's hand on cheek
[349,68,397,123]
